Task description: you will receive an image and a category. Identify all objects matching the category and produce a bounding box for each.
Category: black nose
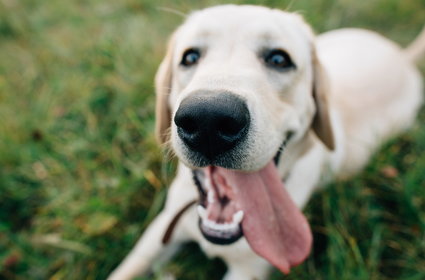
[174,91,250,160]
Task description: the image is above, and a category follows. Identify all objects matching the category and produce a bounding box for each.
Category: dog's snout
[174,92,250,160]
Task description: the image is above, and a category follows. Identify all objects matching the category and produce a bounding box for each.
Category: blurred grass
[0,0,423,279]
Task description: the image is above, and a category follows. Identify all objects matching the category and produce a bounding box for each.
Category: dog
[108,5,425,280]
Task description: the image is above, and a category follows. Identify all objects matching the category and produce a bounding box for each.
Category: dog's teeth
[207,190,215,204]
[232,210,244,224]
[220,223,237,231]
[202,220,238,232]
[197,205,208,220]
[203,176,215,203]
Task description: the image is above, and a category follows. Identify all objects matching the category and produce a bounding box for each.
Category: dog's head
[155,5,334,274]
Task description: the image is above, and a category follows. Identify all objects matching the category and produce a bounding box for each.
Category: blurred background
[0,0,424,279]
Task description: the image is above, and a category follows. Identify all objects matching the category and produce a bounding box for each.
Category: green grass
[0,0,424,279]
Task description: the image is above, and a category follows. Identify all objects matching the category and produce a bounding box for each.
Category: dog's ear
[155,34,176,144]
[311,50,335,150]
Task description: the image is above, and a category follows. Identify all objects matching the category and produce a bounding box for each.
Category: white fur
[108,5,423,280]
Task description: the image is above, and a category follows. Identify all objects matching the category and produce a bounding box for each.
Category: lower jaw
[198,219,243,245]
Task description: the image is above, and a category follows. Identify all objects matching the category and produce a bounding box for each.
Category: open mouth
[194,167,244,245]
[192,139,313,274]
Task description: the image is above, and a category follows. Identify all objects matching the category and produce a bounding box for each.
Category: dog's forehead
[186,5,283,32]
[176,5,312,56]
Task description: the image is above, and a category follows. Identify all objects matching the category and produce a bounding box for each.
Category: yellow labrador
[109,5,424,280]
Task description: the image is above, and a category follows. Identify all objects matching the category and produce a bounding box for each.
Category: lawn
[0,0,424,279]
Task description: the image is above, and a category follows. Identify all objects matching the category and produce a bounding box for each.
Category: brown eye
[181,48,201,66]
[264,49,295,70]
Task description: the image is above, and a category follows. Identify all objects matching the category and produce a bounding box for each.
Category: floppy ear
[311,49,335,150]
[154,34,176,145]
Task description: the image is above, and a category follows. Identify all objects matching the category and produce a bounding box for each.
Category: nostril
[176,115,197,134]
[217,116,248,139]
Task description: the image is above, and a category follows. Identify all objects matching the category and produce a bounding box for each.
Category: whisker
[284,0,297,11]
[156,6,188,18]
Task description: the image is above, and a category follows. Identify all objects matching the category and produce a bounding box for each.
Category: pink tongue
[215,162,312,274]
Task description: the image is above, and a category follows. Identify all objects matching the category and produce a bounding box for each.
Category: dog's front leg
[107,211,182,280]
[108,165,197,280]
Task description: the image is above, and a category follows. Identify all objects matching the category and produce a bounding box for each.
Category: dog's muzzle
[174,91,250,162]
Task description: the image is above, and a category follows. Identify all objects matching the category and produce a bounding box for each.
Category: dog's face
[156,5,333,170]
[155,5,334,274]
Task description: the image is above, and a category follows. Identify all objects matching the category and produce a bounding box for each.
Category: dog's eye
[181,48,201,67]
[264,49,295,70]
